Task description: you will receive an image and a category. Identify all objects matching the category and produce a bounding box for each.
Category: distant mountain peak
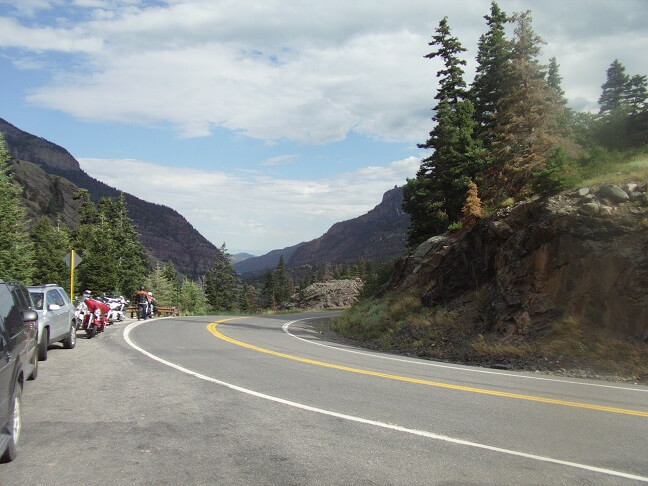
[234,186,409,274]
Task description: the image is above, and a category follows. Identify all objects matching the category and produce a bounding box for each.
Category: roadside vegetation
[332,291,648,383]
[333,2,648,383]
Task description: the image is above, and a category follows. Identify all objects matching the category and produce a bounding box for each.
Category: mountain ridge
[1,117,220,279]
[235,186,409,275]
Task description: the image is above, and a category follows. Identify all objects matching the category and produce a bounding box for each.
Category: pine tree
[599,59,630,114]
[30,217,70,288]
[627,74,648,115]
[144,263,177,307]
[403,16,483,247]
[471,1,511,146]
[461,182,484,230]
[75,194,147,296]
[547,57,566,103]
[107,194,147,297]
[261,269,275,309]
[487,11,567,197]
[204,243,239,311]
[178,278,207,315]
[0,134,35,283]
[273,255,293,306]
[162,260,180,304]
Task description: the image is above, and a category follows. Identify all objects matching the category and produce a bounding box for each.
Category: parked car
[27,284,76,361]
[0,279,39,462]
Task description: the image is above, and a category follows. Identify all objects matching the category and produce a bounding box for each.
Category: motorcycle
[103,295,129,324]
[77,298,109,338]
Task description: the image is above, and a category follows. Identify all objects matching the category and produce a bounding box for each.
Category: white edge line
[282,319,648,394]
[123,319,648,483]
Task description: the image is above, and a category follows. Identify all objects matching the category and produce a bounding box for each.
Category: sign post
[62,250,83,298]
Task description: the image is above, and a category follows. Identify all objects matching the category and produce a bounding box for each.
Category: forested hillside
[0,117,220,278]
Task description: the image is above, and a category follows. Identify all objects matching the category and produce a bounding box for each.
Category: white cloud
[262,154,299,167]
[6,1,644,145]
[77,156,419,254]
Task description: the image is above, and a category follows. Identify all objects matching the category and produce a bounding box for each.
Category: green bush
[531,147,581,196]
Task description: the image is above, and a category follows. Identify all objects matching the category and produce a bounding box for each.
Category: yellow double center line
[207,319,648,418]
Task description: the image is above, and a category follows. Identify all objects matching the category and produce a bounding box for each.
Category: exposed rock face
[0,118,80,172]
[11,158,83,229]
[284,278,364,310]
[386,182,648,339]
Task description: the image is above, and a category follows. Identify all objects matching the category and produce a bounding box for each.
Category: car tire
[28,347,38,381]
[0,382,22,463]
[38,327,49,361]
[62,321,76,349]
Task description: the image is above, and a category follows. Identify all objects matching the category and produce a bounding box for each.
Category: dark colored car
[0,280,38,462]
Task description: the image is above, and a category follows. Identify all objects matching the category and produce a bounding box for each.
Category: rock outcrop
[386,181,648,340]
[283,279,364,310]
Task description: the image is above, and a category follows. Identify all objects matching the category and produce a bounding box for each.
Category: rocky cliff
[283,278,363,310]
[387,181,648,341]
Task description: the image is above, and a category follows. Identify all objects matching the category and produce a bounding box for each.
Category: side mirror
[48,304,61,311]
[22,310,38,323]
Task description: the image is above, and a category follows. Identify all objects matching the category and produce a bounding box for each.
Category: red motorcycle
[79,298,110,338]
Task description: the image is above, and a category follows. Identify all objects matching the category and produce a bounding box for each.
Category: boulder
[597,184,630,203]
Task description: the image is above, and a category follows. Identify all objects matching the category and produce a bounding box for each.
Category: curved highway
[2,312,647,485]
[126,314,648,484]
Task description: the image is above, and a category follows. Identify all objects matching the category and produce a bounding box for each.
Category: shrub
[531,147,581,196]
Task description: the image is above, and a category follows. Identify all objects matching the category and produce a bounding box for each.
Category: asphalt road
[2,313,647,485]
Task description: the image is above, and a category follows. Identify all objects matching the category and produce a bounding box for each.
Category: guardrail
[127,306,179,318]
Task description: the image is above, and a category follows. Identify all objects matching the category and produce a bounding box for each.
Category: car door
[45,289,66,340]
[0,285,17,421]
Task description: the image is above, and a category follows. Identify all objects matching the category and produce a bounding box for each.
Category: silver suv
[27,285,76,361]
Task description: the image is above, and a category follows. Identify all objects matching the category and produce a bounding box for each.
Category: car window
[46,289,66,308]
[12,285,32,311]
[30,292,45,310]
[0,285,23,337]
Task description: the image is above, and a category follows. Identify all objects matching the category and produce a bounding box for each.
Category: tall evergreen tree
[599,59,630,114]
[470,1,511,146]
[627,74,648,115]
[403,16,483,247]
[204,243,239,311]
[0,134,34,283]
[547,57,566,103]
[261,269,276,310]
[76,194,147,296]
[487,11,567,197]
[30,217,70,288]
[272,255,293,306]
[106,194,147,296]
[144,263,177,307]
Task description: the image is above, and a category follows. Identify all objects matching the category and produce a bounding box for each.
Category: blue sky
[1,0,646,255]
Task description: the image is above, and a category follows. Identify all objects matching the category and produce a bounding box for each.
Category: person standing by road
[133,286,150,320]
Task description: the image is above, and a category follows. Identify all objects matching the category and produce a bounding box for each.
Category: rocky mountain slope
[1,118,220,278]
[387,181,648,343]
[283,278,363,310]
[235,186,409,274]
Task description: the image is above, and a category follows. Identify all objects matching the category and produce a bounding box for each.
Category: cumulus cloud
[4,1,644,145]
[77,155,420,253]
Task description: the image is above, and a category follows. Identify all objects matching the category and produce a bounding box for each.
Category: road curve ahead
[3,312,648,485]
